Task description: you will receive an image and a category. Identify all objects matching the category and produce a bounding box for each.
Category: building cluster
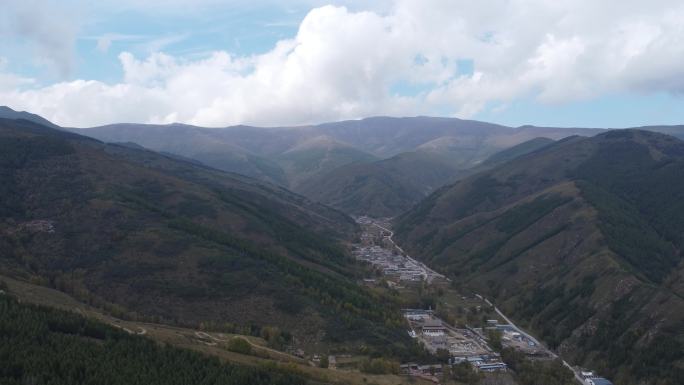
[449,339,482,355]
[450,355,508,372]
[473,323,542,355]
[498,324,537,346]
[352,245,429,282]
[581,371,615,385]
[403,311,618,381]
[422,319,447,337]
[354,216,446,283]
[402,309,509,377]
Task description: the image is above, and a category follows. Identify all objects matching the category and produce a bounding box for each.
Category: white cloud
[1,0,684,127]
[0,0,81,77]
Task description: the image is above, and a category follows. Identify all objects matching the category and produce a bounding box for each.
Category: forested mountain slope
[481,137,555,166]
[0,118,410,354]
[0,292,306,385]
[395,130,684,385]
[299,138,558,218]
[72,123,289,185]
[275,135,378,189]
[76,117,605,189]
[297,151,464,217]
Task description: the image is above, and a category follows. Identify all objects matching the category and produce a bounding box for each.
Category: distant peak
[286,135,352,153]
[0,106,59,129]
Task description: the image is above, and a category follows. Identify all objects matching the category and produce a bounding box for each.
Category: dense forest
[0,292,306,385]
[394,130,684,385]
[500,348,574,385]
[0,119,415,357]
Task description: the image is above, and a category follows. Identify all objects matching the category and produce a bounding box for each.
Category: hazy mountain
[314,117,603,165]
[75,117,607,189]
[298,138,559,218]
[0,106,60,129]
[0,118,410,352]
[275,135,378,188]
[633,124,684,140]
[394,129,684,385]
[72,116,606,219]
[481,137,555,166]
[297,151,464,217]
[73,123,288,185]
[314,116,514,158]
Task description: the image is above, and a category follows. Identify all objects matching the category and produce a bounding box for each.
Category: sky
[0,0,683,128]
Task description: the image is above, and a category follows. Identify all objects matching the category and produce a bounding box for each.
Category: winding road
[363,217,585,384]
[370,221,446,282]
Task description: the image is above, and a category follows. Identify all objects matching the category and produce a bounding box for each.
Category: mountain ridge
[394,129,684,385]
[0,117,412,355]
[0,106,61,129]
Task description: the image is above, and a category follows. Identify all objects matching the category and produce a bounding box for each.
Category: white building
[422,319,446,336]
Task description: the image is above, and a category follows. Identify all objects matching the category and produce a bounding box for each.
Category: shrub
[228,337,252,355]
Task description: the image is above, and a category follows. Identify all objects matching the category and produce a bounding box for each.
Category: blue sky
[2,2,308,82]
[1,0,683,128]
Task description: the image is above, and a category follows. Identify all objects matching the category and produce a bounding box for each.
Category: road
[370,222,403,252]
[364,217,585,384]
[483,295,585,385]
[370,221,446,281]
[491,306,540,347]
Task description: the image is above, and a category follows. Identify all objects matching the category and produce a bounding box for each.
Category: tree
[451,362,481,385]
[360,358,400,374]
[436,348,451,362]
[487,329,503,352]
[0,295,305,385]
[227,337,252,355]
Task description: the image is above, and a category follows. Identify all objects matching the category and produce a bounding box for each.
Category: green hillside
[298,139,560,218]
[77,117,608,189]
[297,151,464,217]
[0,292,305,385]
[394,130,684,385]
[482,137,554,165]
[275,136,378,189]
[73,123,289,185]
[0,118,411,355]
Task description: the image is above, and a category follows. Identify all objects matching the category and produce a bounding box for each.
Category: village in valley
[353,216,445,284]
[351,216,614,385]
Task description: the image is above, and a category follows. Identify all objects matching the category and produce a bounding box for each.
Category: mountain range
[394,129,684,384]
[0,106,61,129]
[70,116,610,216]
[0,117,413,356]
[2,106,684,384]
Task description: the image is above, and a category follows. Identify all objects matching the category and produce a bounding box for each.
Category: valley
[351,216,582,385]
[353,216,445,284]
[394,130,684,385]
[0,109,682,385]
[2,2,684,384]
[73,117,614,217]
[1,209,582,385]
